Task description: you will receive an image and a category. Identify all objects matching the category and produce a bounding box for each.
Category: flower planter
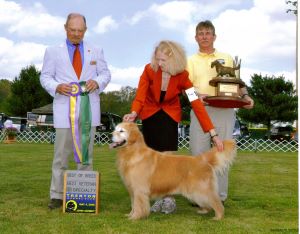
[3,125,18,143]
[3,134,17,143]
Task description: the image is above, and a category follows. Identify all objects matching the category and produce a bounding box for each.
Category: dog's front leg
[128,192,150,220]
[126,195,135,217]
[125,189,135,217]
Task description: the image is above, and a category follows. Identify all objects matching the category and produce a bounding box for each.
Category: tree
[237,74,298,130]
[286,0,297,15]
[6,65,53,117]
[100,86,137,117]
[0,79,12,113]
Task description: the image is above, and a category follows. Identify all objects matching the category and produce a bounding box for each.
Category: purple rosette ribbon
[69,82,82,96]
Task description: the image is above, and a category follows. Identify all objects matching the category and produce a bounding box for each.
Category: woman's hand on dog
[123,111,137,122]
[212,136,224,151]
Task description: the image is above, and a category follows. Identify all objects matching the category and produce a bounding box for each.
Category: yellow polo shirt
[187,51,233,96]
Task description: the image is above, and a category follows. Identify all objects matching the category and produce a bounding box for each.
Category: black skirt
[142,109,178,152]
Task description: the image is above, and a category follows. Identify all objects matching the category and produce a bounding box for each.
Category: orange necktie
[73,45,82,79]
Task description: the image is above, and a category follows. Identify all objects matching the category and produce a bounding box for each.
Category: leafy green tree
[0,79,12,113]
[6,65,53,117]
[100,91,122,114]
[100,86,136,117]
[237,74,298,130]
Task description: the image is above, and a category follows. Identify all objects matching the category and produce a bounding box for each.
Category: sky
[0,0,297,92]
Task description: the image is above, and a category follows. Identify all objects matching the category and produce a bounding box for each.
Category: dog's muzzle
[109,140,126,149]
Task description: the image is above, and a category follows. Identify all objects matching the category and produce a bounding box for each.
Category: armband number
[185,87,198,102]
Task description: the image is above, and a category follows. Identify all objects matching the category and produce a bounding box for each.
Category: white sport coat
[40,41,111,128]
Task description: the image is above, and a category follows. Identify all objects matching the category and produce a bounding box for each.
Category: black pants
[142,110,178,152]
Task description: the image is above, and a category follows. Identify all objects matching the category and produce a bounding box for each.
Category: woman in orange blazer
[123,40,223,214]
[124,40,223,152]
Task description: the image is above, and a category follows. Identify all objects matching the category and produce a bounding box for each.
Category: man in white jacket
[40,13,111,209]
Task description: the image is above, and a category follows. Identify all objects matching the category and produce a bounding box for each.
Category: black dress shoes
[48,199,63,210]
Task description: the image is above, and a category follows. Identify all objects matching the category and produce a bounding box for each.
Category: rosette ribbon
[69,81,91,165]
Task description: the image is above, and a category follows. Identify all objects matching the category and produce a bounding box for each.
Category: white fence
[0,130,298,152]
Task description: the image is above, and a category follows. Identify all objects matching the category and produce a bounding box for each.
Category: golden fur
[110,122,236,220]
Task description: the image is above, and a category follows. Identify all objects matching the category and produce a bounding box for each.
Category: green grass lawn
[0,143,298,234]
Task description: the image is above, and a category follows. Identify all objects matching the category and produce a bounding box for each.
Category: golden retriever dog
[110,122,236,220]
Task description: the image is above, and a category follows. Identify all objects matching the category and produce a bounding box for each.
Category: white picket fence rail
[0,130,298,152]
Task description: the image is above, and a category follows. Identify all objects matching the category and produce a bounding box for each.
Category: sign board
[63,170,100,214]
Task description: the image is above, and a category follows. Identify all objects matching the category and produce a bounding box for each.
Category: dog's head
[109,122,143,149]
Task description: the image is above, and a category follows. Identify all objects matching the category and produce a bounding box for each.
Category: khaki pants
[189,107,235,201]
[50,127,96,199]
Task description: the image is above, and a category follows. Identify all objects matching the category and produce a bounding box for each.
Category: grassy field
[0,143,298,234]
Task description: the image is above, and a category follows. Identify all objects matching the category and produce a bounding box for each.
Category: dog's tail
[200,139,236,174]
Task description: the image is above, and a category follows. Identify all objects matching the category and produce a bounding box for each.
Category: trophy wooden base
[203,96,250,108]
[209,77,246,87]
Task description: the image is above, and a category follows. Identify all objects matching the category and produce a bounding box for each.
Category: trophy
[203,56,250,108]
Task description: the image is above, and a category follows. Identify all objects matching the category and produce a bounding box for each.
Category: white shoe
[150,199,163,213]
[161,197,176,214]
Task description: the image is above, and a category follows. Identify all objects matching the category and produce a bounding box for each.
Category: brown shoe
[48,199,63,210]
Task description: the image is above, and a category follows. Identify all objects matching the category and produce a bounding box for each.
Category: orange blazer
[131,64,214,132]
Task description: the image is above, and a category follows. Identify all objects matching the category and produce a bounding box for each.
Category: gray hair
[65,13,87,27]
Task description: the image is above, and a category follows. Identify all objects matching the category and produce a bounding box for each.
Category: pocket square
[90,60,97,65]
